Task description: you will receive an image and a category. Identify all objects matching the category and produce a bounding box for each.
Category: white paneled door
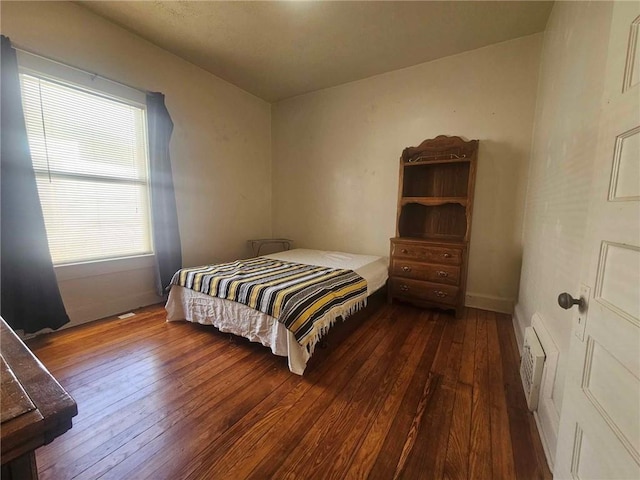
[555,3,640,479]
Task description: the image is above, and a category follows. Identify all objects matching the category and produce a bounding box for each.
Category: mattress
[165,249,388,374]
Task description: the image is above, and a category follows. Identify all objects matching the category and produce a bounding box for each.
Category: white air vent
[520,326,546,411]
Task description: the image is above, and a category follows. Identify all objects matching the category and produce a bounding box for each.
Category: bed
[165,249,388,374]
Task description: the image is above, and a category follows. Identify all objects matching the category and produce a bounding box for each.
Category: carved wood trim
[401,135,479,163]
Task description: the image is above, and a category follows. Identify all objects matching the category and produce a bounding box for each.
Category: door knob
[558,292,585,311]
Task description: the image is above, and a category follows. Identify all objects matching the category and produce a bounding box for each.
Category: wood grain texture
[28,303,551,480]
[1,358,36,423]
[368,311,446,479]
[404,315,464,479]
[1,318,76,467]
[487,311,516,480]
[469,309,492,479]
[393,372,441,479]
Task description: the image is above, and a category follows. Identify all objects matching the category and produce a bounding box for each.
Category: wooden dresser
[389,136,478,318]
[1,318,77,479]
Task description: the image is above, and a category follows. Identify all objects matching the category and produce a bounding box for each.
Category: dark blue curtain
[146,92,182,296]
[0,36,70,333]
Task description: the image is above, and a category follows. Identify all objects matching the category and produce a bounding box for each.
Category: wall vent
[520,326,546,411]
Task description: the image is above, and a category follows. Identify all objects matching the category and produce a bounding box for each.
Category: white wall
[272,34,543,313]
[1,1,272,327]
[513,1,613,468]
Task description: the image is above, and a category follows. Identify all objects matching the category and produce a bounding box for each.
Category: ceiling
[79,1,553,102]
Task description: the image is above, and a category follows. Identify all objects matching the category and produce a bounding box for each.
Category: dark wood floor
[27,301,551,480]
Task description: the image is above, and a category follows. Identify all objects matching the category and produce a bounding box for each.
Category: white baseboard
[465,292,514,314]
[534,397,559,472]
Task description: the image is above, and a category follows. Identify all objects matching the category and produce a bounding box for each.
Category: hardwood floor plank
[405,320,465,479]
[145,305,385,480]
[428,312,454,377]
[431,340,464,478]
[458,307,477,386]
[55,323,216,390]
[97,362,289,480]
[342,322,435,477]
[283,308,423,479]
[30,309,170,369]
[77,355,283,480]
[335,315,435,480]
[469,309,492,479]
[442,310,473,480]
[443,381,473,480]
[487,311,516,480]
[250,310,408,480]
[25,303,551,480]
[40,344,274,479]
[452,308,467,344]
[187,307,395,480]
[37,338,252,472]
[55,327,218,402]
[392,372,441,479]
[37,326,251,467]
[368,310,446,479]
[27,307,163,356]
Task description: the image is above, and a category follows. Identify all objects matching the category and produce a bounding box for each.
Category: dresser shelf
[400,197,468,207]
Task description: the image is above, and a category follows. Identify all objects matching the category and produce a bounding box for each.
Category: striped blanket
[170,257,368,351]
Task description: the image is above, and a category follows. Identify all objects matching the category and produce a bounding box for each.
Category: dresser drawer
[390,259,460,286]
[391,242,463,266]
[390,278,459,306]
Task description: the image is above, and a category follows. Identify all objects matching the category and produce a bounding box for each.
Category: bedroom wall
[513,1,613,468]
[1,1,272,327]
[272,34,543,313]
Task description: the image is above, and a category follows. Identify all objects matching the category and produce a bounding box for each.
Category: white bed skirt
[166,286,311,374]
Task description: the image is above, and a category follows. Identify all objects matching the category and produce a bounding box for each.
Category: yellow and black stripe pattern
[170,257,368,348]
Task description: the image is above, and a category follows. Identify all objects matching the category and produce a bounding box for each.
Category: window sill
[54,254,156,282]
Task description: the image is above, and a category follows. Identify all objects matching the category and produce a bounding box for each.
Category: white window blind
[19,73,153,265]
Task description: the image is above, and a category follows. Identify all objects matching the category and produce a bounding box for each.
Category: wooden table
[1,317,77,479]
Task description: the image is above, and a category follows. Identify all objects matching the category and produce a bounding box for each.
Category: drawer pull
[436,270,449,277]
[401,248,408,254]
[442,253,452,258]
[400,285,410,292]
[434,290,448,298]
[401,266,412,272]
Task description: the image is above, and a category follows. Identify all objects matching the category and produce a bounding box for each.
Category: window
[18,55,153,265]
